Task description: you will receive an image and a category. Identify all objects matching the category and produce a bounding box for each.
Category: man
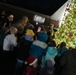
[60,49,76,75]
[14,16,29,35]
[14,16,29,39]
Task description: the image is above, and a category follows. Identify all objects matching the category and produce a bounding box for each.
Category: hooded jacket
[45,47,57,60]
[41,47,57,67]
[60,49,76,75]
[29,32,48,61]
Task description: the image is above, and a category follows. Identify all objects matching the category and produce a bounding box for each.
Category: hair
[57,44,60,49]
[10,26,18,34]
[60,42,66,48]
[48,40,56,47]
[28,23,35,30]
[22,16,29,21]
[46,59,55,68]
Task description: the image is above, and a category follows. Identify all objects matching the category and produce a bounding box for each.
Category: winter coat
[60,49,76,75]
[60,46,68,54]
[41,47,57,67]
[0,32,7,49]
[45,47,57,59]
[17,35,33,61]
[29,32,48,61]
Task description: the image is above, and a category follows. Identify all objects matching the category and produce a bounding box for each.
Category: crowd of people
[0,10,76,75]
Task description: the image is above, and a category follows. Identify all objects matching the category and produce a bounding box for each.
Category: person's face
[8,17,14,21]
[33,61,38,68]
[2,11,5,15]
[23,19,28,24]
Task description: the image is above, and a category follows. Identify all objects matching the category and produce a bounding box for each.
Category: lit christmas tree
[54,0,76,48]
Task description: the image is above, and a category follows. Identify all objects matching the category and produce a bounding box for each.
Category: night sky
[1,0,67,15]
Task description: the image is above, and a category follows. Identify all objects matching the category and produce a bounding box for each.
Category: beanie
[27,56,38,66]
[25,29,34,36]
[47,58,55,66]
[46,58,55,70]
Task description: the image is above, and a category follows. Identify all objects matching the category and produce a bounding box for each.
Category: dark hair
[49,40,56,47]
[57,44,60,49]
[60,42,66,48]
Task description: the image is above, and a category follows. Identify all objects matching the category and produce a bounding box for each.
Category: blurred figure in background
[14,16,29,41]
[14,16,29,34]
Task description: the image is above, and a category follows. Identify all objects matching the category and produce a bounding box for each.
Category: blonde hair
[10,26,18,34]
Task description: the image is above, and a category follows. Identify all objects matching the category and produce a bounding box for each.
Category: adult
[60,49,76,75]
[2,27,18,75]
[14,16,29,35]
[15,29,34,75]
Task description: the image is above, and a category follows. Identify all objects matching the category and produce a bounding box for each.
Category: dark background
[0,0,67,15]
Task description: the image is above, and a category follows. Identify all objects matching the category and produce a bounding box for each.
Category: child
[41,40,57,67]
[39,59,55,75]
[29,32,48,64]
[23,56,38,75]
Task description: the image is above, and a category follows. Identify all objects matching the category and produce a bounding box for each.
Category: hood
[46,47,57,59]
[38,32,48,42]
[47,47,57,54]
[46,59,55,68]
[45,59,55,71]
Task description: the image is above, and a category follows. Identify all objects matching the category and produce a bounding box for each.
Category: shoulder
[5,34,12,39]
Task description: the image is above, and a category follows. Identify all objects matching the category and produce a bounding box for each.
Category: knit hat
[27,56,38,66]
[46,59,55,70]
[25,29,34,36]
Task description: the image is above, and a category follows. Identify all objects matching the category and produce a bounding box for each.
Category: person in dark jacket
[60,48,76,75]
[15,29,34,75]
[54,42,68,75]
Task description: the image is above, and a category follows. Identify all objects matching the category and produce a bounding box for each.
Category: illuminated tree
[54,1,76,48]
